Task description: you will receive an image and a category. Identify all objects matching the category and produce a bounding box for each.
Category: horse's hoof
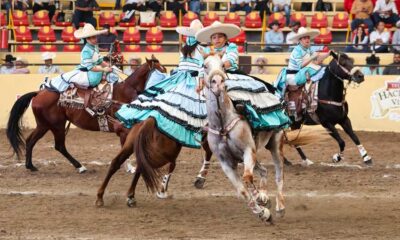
[283,158,293,166]
[259,209,273,224]
[276,208,286,218]
[194,177,206,189]
[27,165,38,172]
[156,191,170,199]
[363,155,373,166]
[301,159,314,167]
[127,197,136,208]
[332,153,342,163]
[256,192,271,209]
[95,199,104,207]
[78,166,87,174]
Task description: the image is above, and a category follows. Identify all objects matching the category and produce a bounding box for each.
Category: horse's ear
[330,50,338,60]
[151,54,156,60]
[145,57,150,64]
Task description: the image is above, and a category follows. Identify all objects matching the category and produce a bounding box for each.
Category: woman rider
[196,21,290,131]
[115,20,207,148]
[46,23,117,92]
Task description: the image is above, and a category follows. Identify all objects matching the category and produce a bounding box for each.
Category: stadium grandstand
[0,0,399,74]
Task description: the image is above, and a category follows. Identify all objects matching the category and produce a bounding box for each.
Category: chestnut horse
[6,56,166,173]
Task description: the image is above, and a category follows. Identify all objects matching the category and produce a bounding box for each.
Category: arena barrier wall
[0,74,399,132]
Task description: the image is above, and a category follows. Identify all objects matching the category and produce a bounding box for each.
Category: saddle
[285,82,319,122]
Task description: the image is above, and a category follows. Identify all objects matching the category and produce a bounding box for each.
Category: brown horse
[6,56,166,173]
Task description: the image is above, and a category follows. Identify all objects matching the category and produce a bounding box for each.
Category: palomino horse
[6,56,166,173]
[283,51,372,166]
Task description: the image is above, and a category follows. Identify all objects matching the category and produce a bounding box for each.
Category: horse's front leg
[339,117,372,165]
[323,122,346,163]
[194,137,213,189]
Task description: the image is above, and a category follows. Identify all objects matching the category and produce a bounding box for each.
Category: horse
[282,51,372,166]
[6,55,166,173]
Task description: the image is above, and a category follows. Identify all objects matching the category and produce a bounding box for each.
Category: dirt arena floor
[0,129,399,239]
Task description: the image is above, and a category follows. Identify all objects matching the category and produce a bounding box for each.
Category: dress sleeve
[222,43,239,67]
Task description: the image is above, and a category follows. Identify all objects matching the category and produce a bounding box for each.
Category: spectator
[189,0,201,16]
[38,52,63,74]
[97,24,117,52]
[254,0,271,21]
[230,0,252,14]
[286,21,300,52]
[115,0,121,9]
[250,56,269,74]
[362,54,383,75]
[370,21,390,52]
[345,25,369,52]
[147,0,163,18]
[0,54,16,74]
[72,0,99,29]
[383,51,400,74]
[272,0,290,26]
[33,0,56,23]
[351,0,374,33]
[392,20,400,51]
[124,56,142,75]
[1,0,11,25]
[263,20,284,52]
[167,0,187,19]
[13,0,30,11]
[123,0,147,12]
[12,57,30,74]
[372,0,399,26]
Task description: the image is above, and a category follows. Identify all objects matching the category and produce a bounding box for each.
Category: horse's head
[145,54,167,73]
[204,55,227,97]
[329,51,364,84]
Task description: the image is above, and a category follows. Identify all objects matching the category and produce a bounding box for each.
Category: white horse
[203,55,287,222]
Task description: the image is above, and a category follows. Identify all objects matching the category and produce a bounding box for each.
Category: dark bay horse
[284,51,373,166]
[6,56,166,173]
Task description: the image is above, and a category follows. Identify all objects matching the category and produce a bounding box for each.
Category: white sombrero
[195,21,241,42]
[41,52,56,61]
[176,19,204,36]
[74,23,108,39]
[288,27,320,42]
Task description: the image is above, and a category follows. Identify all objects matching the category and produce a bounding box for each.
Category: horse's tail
[284,129,329,147]
[135,118,162,193]
[6,91,38,159]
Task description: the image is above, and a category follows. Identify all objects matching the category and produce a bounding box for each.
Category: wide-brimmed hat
[2,54,16,62]
[288,27,320,41]
[15,57,28,65]
[176,19,204,37]
[396,20,400,28]
[41,52,56,61]
[195,21,241,42]
[74,23,108,39]
[366,54,380,64]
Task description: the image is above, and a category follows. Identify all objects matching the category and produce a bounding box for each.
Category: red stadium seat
[160,11,178,27]
[229,29,246,45]
[1,11,7,26]
[123,27,141,43]
[54,12,72,27]
[17,44,34,52]
[40,45,57,52]
[61,26,79,42]
[32,10,50,26]
[14,26,33,42]
[268,12,285,28]
[332,12,349,29]
[314,28,332,44]
[237,45,244,53]
[99,11,116,27]
[145,27,163,43]
[245,12,262,28]
[38,26,56,42]
[182,11,198,27]
[290,13,307,27]
[124,44,141,52]
[119,12,136,27]
[224,12,240,26]
[12,10,29,26]
[63,44,81,52]
[203,12,220,27]
[146,45,163,52]
[311,12,328,28]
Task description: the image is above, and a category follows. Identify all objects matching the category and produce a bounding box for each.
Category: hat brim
[176,27,199,37]
[74,29,108,39]
[288,30,320,42]
[195,24,241,43]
